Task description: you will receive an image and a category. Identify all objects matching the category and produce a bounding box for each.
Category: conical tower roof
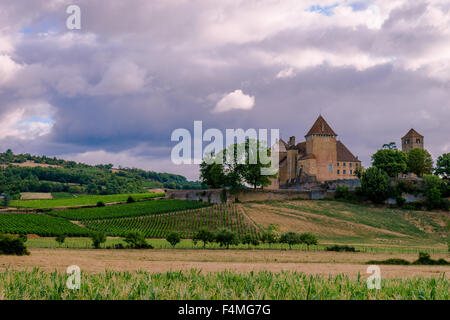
[305,115,337,137]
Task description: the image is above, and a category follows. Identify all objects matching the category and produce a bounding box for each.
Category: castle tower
[401,129,424,153]
[304,115,338,181]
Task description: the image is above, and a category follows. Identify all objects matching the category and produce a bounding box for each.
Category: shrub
[215,229,239,249]
[299,232,318,249]
[55,233,66,245]
[90,231,106,249]
[335,186,350,200]
[261,230,278,247]
[425,187,442,210]
[0,234,30,255]
[166,232,181,248]
[366,258,410,265]
[279,232,301,249]
[326,245,358,252]
[395,196,406,207]
[125,231,152,249]
[126,196,136,203]
[96,201,105,207]
[360,167,391,204]
[193,228,215,248]
[2,193,11,207]
[412,252,449,265]
[241,233,259,248]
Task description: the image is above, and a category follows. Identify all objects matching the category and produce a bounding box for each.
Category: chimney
[288,136,295,146]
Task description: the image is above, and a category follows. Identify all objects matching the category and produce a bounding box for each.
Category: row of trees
[167,228,318,250]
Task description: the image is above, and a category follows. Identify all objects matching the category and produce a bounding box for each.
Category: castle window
[349,163,352,167]
[416,139,420,143]
[343,170,346,174]
[329,164,333,172]
[356,163,358,167]
[343,163,346,167]
[350,170,353,175]
[337,170,340,174]
[337,162,340,166]
[405,139,410,144]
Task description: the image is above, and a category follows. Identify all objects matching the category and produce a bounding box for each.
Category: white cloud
[0,54,22,87]
[276,67,296,79]
[0,101,55,140]
[91,59,147,96]
[213,89,255,113]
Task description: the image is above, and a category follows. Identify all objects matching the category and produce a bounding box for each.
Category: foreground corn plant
[0,269,448,300]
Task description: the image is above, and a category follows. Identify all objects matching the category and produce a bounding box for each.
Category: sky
[0,0,449,180]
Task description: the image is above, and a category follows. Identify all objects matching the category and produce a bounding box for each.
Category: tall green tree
[371,149,407,177]
[407,148,433,176]
[360,167,391,204]
[435,153,450,180]
[242,139,275,189]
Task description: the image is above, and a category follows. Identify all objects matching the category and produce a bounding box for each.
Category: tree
[166,232,181,248]
[407,148,433,176]
[360,167,391,204]
[90,231,106,249]
[193,228,215,248]
[199,152,226,189]
[435,153,450,180]
[371,149,407,177]
[423,175,445,210]
[215,229,239,249]
[126,196,136,203]
[55,234,66,246]
[279,232,301,249]
[1,192,10,207]
[299,233,318,250]
[382,142,398,150]
[241,139,275,189]
[261,230,278,248]
[124,231,152,249]
[241,233,259,249]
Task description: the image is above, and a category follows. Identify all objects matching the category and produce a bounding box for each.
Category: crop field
[0,214,89,236]
[83,204,260,238]
[0,269,448,300]
[50,199,212,221]
[10,192,164,208]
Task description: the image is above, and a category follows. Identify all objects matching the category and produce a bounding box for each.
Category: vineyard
[0,214,89,236]
[83,204,261,239]
[49,199,211,221]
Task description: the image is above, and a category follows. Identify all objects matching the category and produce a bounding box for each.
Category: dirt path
[1,248,448,278]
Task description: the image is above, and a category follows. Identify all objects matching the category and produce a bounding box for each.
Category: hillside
[0,149,203,199]
[243,200,449,249]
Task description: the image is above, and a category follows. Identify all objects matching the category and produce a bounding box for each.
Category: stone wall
[165,188,321,203]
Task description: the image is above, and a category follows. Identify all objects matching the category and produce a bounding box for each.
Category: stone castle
[267,116,425,190]
[270,115,361,189]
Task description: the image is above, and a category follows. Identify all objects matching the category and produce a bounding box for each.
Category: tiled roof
[402,128,423,139]
[337,141,359,162]
[305,115,337,137]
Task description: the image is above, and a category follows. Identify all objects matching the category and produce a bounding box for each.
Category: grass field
[49,199,211,221]
[83,204,259,238]
[0,269,447,299]
[0,214,89,236]
[243,200,449,248]
[10,192,164,208]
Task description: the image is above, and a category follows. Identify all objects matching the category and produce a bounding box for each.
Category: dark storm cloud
[0,0,449,179]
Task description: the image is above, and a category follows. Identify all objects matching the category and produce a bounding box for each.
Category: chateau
[270,115,361,189]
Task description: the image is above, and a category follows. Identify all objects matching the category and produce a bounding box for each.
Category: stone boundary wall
[165,188,328,203]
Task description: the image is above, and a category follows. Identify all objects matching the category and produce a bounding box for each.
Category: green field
[0,214,89,236]
[24,237,449,253]
[49,199,211,221]
[83,204,260,238]
[10,193,164,208]
[0,269,447,300]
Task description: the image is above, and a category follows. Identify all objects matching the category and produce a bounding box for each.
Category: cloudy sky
[0,0,449,180]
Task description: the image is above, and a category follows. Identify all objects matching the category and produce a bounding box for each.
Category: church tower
[401,129,424,153]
